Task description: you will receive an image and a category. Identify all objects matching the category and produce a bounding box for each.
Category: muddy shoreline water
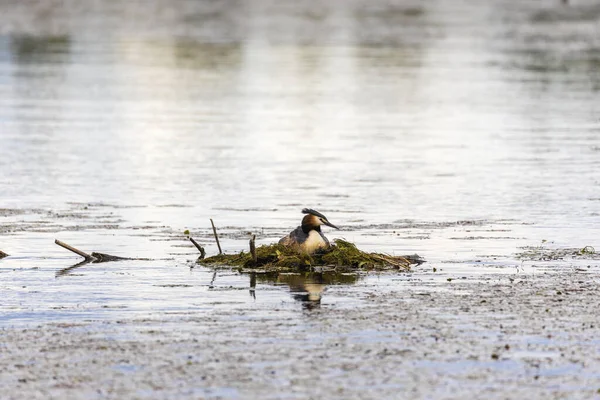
[1,210,600,399]
[3,269,600,399]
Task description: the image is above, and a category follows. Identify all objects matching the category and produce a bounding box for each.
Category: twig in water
[210,218,222,254]
[55,239,97,262]
[55,240,139,265]
[189,236,206,259]
[249,235,257,264]
[0,250,8,259]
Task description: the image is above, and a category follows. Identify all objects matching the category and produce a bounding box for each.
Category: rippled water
[1,0,599,323]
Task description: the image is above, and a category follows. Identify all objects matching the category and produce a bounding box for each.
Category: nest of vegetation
[199,239,422,272]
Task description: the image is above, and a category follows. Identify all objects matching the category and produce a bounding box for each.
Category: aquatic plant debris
[516,244,600,261]
[199,239,424,272]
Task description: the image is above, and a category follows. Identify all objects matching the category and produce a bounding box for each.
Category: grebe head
[301,208,339,233]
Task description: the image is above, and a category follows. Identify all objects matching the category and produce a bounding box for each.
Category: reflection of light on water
[0,0,599,324]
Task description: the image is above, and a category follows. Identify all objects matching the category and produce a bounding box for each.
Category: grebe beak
[322,220,339,230]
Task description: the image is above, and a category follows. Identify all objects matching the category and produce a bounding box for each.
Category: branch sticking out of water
[210,218,222,255]
[249,235,257,264]
[189,236,206,259]
[55,239,97,262]
[55,240,137,264]
[0,250,8,259]
[55,253,133,278]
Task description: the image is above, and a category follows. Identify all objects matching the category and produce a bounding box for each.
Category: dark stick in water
[189,236,206,259]
[0,250,8,259]
[210,218,222,255]
[55,239,96,262]
[249,235,257,264]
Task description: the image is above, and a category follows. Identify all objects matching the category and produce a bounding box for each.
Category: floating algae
[516,244,598,261]
[199,239,423,272]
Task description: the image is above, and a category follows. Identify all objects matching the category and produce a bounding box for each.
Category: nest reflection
[251,271,360,309]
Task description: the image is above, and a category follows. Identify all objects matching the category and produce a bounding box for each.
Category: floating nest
[199,239,424,273]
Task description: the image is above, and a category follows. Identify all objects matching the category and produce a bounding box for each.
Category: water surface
[1,0,599,323]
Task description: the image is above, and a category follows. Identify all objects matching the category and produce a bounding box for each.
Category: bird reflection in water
[250,271,359,309]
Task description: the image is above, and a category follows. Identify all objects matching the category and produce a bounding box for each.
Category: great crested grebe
[279,208,339,254]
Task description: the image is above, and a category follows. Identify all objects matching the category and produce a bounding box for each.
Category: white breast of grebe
[302,230,328,253]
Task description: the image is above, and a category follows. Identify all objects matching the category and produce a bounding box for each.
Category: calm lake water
[1,0,599,323]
